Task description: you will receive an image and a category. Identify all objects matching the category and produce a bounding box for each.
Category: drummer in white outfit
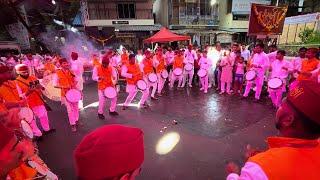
[165,47,175,82]
[198,51,212,93]
[243,44,270,101]
[92,56,119,120]
[268,50,292,108]
[182,45,197,88]
[140,50,157,100]
[121,54,150,109]
[153,48,167,96]
[70,52,84,109]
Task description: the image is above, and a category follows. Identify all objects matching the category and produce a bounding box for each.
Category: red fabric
[15,64,28,72]
[0,123,14,151]
[287,80,320,124]
[144,27,190,43]
[74,125,144,180]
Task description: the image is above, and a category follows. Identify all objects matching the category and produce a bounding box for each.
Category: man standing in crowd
[15,64,55,138]
[74,125,144,180]
[243,44,270,101]
[268,50,292,108]
[122,54,149,109]
[297,48,319,81]
[92,55,119,120]
[53,58,79,132]
[291,47,307,80]
[70,52,84,109]
[241,44,251,62]
[227,80,320,180]
[182,45,197,88]
[141,50,157,100]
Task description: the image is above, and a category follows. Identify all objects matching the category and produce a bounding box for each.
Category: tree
[298,28,320,44]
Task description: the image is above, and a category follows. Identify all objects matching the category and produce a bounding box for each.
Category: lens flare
[156,132,180,155]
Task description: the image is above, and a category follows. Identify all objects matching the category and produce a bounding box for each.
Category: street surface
[38,81,277,180]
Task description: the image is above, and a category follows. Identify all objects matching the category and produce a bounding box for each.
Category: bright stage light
[211,0,217,5]
[156,132,180,155]
[51,0,56,5]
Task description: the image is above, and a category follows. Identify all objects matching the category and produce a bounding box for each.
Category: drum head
[197,69,207,78]
[28,160,47,175]
[173,68,182,76]
[137,80,147,91]
[19,107,33,123]
[245,70,256,81]
[104,87,117,99]
[66,89,81,103]
[268,78,283,89]
[21,120,33,139]
[148,73,158,83]
[161,70,169,79]
[41,74,61,101]
[184,64,193,71]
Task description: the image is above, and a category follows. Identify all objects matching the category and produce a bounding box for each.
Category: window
[200,0,212,15]
[117,3,136,19]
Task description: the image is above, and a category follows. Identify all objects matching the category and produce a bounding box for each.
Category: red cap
[74,125,144,179]
[287,80,320,124]
[15,64,29,73]
[101,55,109,64]
[71,52,78,59]
[0,123,14,151]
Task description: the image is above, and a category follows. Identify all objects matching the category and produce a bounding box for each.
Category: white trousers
[221,81,231,93]
[98,89,117,114]
[157,73,166,94]
[30,105,50,137]
[182,70,194,87]
[144,76,157,98]
[200,75,209,92]
[243,75,264,99]
[124,84,149,106]
[169,74,183,88]
[62,97,79,126]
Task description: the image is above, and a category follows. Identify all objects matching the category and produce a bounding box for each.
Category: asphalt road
[38,80,277,180]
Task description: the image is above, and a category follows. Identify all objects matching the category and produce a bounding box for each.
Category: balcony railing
[171,15,219,26]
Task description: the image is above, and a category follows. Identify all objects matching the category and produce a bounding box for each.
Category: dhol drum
[137,80,147,91]
[28,160,58,179]
[161,70,169,79]
[197,69,207,78]
[184,63,193,71]
[66,89,81,103]
[245,70,257,81]
[40,74,61,101]
[104,87,117,99]
[173,68,183,76]
[268,78,283,90]
[21,120,34,139]
[148,73,158,83]
[19,107,34,123]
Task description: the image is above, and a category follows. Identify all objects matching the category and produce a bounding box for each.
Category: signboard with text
[232,0,271,14]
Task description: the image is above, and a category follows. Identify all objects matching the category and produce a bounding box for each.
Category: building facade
[154,0,219,47]
[81,0,160,50]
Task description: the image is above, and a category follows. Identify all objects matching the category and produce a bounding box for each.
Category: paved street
[38,81,277,180]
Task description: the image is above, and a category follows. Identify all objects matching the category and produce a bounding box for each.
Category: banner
[248,3,288,36]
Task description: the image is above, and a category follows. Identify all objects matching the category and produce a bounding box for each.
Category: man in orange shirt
[92,55,119,120]
[141,50,157,100]
[297,48,319,81]
[154,48,167,96]
[169,50,184,88]
[227,80,320,180]
[120,47,129,67]
[53,58,79,132]
[121,54,149,109]
[15,64,55,138]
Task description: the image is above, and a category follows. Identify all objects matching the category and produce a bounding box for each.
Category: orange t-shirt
[0,97,8,113]
[249,137,320,180]
[56,69,75,96]
[126,64,142,85]
[97,65,114,90]
[143,58,154,75]
[0,81,20,103]
[92,57,101,67]
[44,62,56,73]
[173,55,184,69]
[15,76,43,108]
[155,55,166,73]
[121,53,129,66]
[298,58,319,81]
